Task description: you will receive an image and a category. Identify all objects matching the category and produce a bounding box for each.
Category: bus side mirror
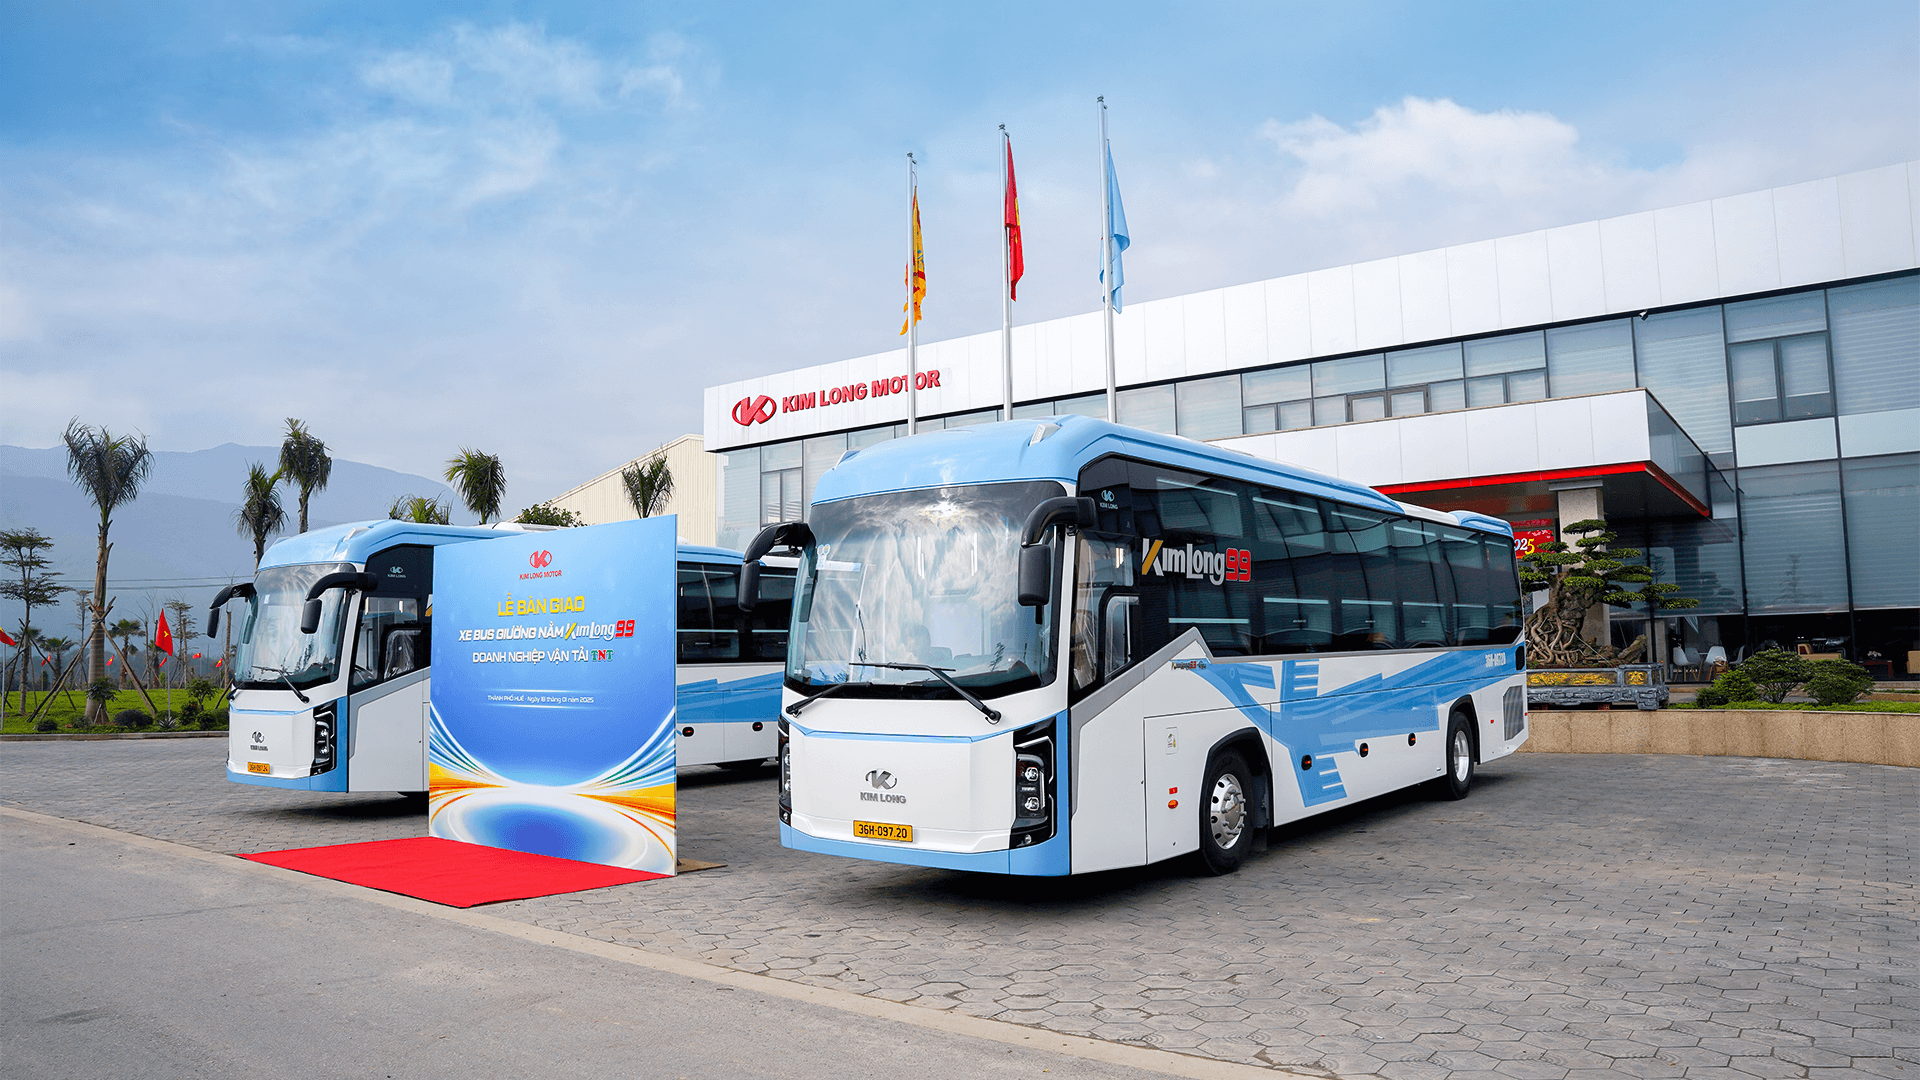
[207,609,219,637]
[207,581,253,637]
[739,521,813,613]
[1017,543,1053,607]
[300,598,325,635]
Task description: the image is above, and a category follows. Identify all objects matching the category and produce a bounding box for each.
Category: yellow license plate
[853,820,913,843]
[247,762,271,775]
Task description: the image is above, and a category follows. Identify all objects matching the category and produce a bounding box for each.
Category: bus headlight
[1011,718,1055,847]
[310,701,338,776]
[777,719,792,824]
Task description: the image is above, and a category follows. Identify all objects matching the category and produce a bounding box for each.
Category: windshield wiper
[253,666,311,704]
[852,662,1002,724]
[785,681,850,717]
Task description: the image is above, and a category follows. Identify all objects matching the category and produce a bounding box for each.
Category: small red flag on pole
[154,610,175,656]
[0,627,15,648]
[1005,136,1023,301]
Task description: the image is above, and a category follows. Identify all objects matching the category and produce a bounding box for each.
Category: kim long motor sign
[732,368,944,426]
[428,517,679,873]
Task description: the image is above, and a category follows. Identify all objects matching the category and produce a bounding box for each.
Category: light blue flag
[1100,145,1131,312]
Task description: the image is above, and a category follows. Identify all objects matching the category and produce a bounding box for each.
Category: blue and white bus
[211,521,795,793]
[741,415,1527,877]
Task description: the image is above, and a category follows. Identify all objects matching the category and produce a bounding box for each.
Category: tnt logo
[614,619,636,637]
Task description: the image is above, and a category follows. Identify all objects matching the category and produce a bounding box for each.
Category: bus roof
[259,521,752,569]
[813,416,1512,538]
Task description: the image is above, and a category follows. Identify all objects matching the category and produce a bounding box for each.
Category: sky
[2,0,1915,510]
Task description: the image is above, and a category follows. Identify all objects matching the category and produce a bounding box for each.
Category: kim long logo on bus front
[732,395,778,426]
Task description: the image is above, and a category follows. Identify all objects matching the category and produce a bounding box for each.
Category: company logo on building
[1140,539,1253,585]
[732,395,778,426]
[730,370,946,427]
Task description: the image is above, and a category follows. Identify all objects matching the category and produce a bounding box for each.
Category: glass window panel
[1635,307,1732,454]
[1387,343,1462,387]
[1311,355,1385,396]
[1780,335,1833,419]
[1117,384,1176,433]
[1348,395,1386,422]
[1729,340,1780,424]
[1242,365,1312,406]
[1389,390,1425,416]
[943,408,1001,428]
[1843,453,1920,609]
[1830,277,1920,416]
[1010,401,1055,420]
[761,439,802,471]
[848,425,894,449]
[781,469,803,522]
[1546,319,1636,397]
[1176,375,1243,440]
[801,433,847,513]
[1242,404,1278,435]
[1428,380,1465,413]
[716,447,761,552]
[1507,370,1548,402]
[914,416,946,432]
[1054,392,1108,418]
[1279,401,1313,430]
[1739,460,1849,613]
[1466,376,1505,408]
[760,470,784,526]
[1313,396,1346,426]
[1725,290,1827,343]
[1640,475,1744,615]
[1464,331,1546,377]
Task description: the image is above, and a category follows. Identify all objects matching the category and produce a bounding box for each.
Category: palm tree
[109,618,143,687]
[63,419,153,722]
[9,624,45,700]
[278,418,332,534]
[621,454,676,518]
[234,463,287,569]
[389,494,452,524]
[444,449,506,524]
[39,635,75,704]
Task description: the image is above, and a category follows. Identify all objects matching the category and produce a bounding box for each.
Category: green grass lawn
[3,689,229,734]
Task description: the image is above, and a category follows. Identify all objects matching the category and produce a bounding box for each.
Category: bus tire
[1437,711,1475,801]
[1196,749,1254,876]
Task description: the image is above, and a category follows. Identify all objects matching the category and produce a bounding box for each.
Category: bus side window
[1069,535,1133,695]
[352,596,423,690]
[746,566,796,661]
[677,565,742,663]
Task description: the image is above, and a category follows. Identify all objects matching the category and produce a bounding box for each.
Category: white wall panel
[1599,211,1661,313]
[1839,408,1920,457]
[1182,288,1229,375]
[1333,421,1404,486]
[1772,176,1846,286]
[1495,230,1553,329]
[1221,281,1268,372]
[1142,295,1186,381]
[1264,273,1312,362]
[1011,323,1044,401]
[1306,266,1357,356]
[1041,318,1076,399]
[1530,397,1597,470]
[1654,201,1720,305]
[1068,312,1106,398]
[1394,412,1470,484]
[1214,431,1279,462]
[1734,417,1838,467]
[1445,240,1501,338]
[1350,257,1404,350]
[1838,163,1916,277]
[1464,403,1539,476]
[1711,189,1780,298]
[1545,221,1606,322]
[1113,304,1148,386]
[1397,248,1452,343]
[1911,161,1920,262]
[1589,391,1651,464]
[1262,426,1341,475]
[965,331,1002,412]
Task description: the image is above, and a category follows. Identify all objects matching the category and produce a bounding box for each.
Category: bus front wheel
[1196,749,1254,876]
[1437,711,1475,801]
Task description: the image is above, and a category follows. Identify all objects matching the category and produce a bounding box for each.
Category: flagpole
[1000,126,1014,423]
[906,152,919,436]
[1100,98,1117,423]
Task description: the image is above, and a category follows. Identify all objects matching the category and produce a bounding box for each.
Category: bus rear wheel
[1196,749,1254,876]
[1436,711,1475,801]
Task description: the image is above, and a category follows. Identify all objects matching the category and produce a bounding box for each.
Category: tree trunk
[87,518,110,723]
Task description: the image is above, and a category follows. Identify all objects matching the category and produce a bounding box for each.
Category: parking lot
[3,737,1913,1080]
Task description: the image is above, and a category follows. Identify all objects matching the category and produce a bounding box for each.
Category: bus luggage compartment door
[789,727,1014,854]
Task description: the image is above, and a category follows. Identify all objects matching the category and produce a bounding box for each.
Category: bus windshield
[235,562,355,691]
[788,481,1064,698]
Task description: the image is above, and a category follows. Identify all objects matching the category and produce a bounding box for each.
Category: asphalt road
[0,811,1214,1080]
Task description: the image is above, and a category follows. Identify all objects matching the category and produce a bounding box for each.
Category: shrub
[34,718,57,733]
[1740,648,1812,704]
[1805,658,1874,707]
[113,709,154,728]
[181,698,203,720]
[1694,669,1758,708]
[86,678,118,709]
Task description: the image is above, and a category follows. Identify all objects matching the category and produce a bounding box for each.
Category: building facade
[704,162,1920,677]
[542,434,717,545]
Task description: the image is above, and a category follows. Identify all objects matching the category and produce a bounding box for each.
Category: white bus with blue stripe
[740,415,1527,877]
[212,521,794,793]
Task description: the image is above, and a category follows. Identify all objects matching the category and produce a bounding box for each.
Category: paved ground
[2,739,1914,1080]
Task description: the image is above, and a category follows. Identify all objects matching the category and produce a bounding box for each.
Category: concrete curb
[1520,708,1918,767]
[0,730,227,742]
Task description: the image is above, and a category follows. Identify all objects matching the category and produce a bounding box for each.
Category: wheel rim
[1452,729,1472,783]
[1209,772,1246,850]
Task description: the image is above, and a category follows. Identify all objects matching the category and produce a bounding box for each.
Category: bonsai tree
[1805,658,1874,706]
[514,503,583,526]
[1518,519,1698,668]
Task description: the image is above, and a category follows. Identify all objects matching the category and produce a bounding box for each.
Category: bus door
[345,545,434,791]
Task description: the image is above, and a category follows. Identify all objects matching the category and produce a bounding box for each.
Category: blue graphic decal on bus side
[676,670,784,723]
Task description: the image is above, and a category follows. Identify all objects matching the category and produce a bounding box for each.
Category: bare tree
[62,419,152,722]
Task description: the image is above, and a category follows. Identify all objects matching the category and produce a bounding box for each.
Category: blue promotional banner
[427,517,678,873]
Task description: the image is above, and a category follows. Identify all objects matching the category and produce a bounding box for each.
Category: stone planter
[1526,665,1668,711]
[1520,709,1919,767]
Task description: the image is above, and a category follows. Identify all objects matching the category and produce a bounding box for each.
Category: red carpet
[238,836,666,907]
